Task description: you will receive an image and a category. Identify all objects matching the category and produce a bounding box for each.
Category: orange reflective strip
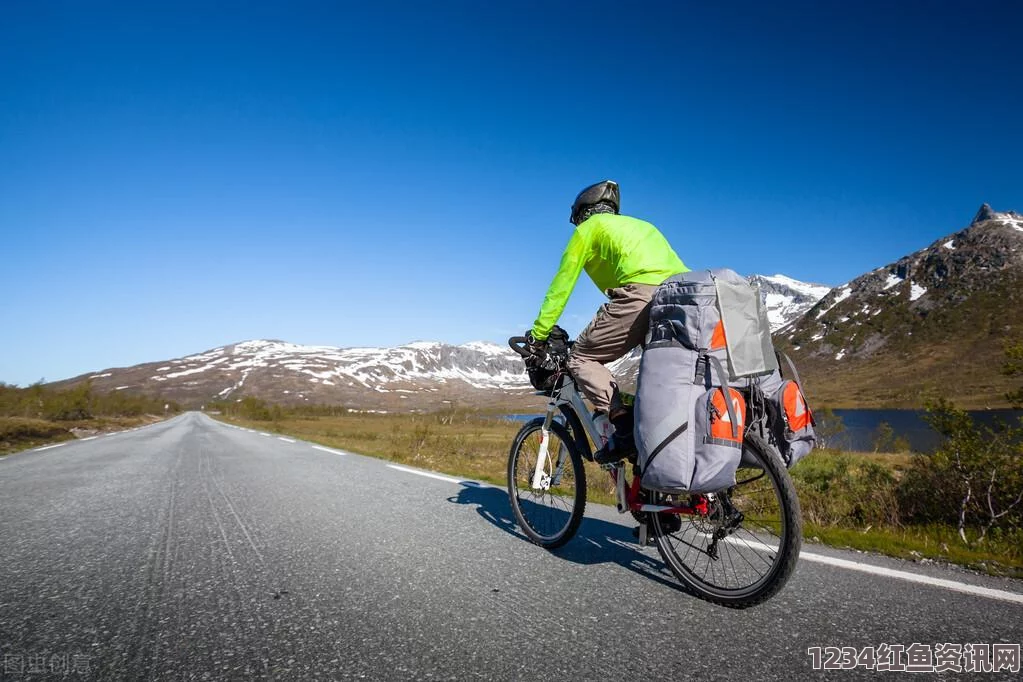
[710,388,746,442]
[783,383,810,431]
[710,320,727,350]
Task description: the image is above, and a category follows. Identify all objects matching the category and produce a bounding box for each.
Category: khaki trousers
[566,283,659,412]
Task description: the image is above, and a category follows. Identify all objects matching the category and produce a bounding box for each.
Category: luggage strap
[643,421,689,473]
[706,354,739,439]
[780,352,816,427]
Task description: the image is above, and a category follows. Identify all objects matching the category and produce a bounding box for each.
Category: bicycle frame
[509,334,802,606]
[531,377,710,521]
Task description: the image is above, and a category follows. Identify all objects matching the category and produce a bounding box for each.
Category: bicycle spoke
[508,420,585,548]
[652,435,801,606]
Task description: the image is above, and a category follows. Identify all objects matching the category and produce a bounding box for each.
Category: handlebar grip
[508,336,531,358]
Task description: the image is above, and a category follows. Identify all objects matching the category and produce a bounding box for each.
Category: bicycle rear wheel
[507,418,586,549]
[651,432,802,608]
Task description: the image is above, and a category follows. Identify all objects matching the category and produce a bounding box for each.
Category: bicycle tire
[506,418,587,549]
[651,431,802,608]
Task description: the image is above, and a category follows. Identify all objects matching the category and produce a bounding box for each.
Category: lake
[505,409,1023,454]
[830,409,1022,453]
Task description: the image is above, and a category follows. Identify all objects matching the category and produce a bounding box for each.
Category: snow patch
[816,286,851,319]
[90,373,112,379]
[943,240,955,250]
[759,274,832,299]
[835,350,846,361]
[405,341,440,350]
[910,282,927,301]
[115,386,131,391]
[459,341,512,355]
[884,273,904,290]
[755,276,831,331]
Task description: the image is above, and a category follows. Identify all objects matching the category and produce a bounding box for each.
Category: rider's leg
[566,283,657,410]
[566,283,658,462]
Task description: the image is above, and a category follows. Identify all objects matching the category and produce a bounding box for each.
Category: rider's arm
[530,230,590,341]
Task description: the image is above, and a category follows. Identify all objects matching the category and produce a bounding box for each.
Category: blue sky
[2,1,1021,386]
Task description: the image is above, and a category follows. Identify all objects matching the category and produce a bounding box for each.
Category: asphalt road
[1,412,1021,680]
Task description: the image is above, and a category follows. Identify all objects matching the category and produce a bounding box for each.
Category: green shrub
[790,450,900,528]
[0,381,179,420]
[897,399,1023,545]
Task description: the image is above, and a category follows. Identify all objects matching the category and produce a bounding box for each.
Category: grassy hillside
[780,205,1023,411]
[789,275,1022,408]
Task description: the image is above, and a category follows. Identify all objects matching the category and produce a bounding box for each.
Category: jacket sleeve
[531,231,589,340]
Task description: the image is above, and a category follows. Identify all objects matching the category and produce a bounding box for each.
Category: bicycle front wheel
[506,418,586,549]
[652,432,802,608]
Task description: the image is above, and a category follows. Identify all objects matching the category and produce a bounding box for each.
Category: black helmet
[570,180,620,225]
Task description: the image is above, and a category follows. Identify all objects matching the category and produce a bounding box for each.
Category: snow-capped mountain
[780,204,1023,407]
[52,274,831,409]
[748,274,832,331]
[53,339,531,410]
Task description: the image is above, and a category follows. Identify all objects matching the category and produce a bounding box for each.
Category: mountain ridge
[49,273,828,409]
[780,204,1023,408]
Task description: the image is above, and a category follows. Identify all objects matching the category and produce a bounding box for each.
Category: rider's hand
[524,331,548,357]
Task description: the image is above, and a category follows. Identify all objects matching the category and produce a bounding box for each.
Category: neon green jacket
[531,213,689,340]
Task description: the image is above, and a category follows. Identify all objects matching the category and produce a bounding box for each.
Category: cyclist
[525,180,689,464]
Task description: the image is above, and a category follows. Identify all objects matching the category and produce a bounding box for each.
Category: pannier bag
[635,269,780,494]
[750,356,816,468]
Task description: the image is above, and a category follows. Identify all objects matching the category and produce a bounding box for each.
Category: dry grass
[222,411,521,485]
[0,417,74,454]
[0,415,168,456]
[219,411,625,504]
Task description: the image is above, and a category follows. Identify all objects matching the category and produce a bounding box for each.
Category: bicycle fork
[530,400,568,491]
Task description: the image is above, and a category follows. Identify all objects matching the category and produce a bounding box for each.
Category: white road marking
[259,433,271,437]
[801,551,1023,605]
[312,445,347,456]
[387,463,1022,605]
[388,464,488,487]
[277,437,296,443]
[34,443,67,452]
[80,436,98,442]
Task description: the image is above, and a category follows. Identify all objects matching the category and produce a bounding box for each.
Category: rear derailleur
[705,491,744,560]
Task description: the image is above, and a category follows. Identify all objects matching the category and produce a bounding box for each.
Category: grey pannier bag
[749,356,817,468]
[635,269,779,494]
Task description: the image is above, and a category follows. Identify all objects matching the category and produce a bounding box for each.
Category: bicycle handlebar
[508,336,531,358]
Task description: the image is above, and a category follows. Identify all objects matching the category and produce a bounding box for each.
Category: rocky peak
[971,203,1023,228]
[779,206,1023,407]
[973,203,997,224]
